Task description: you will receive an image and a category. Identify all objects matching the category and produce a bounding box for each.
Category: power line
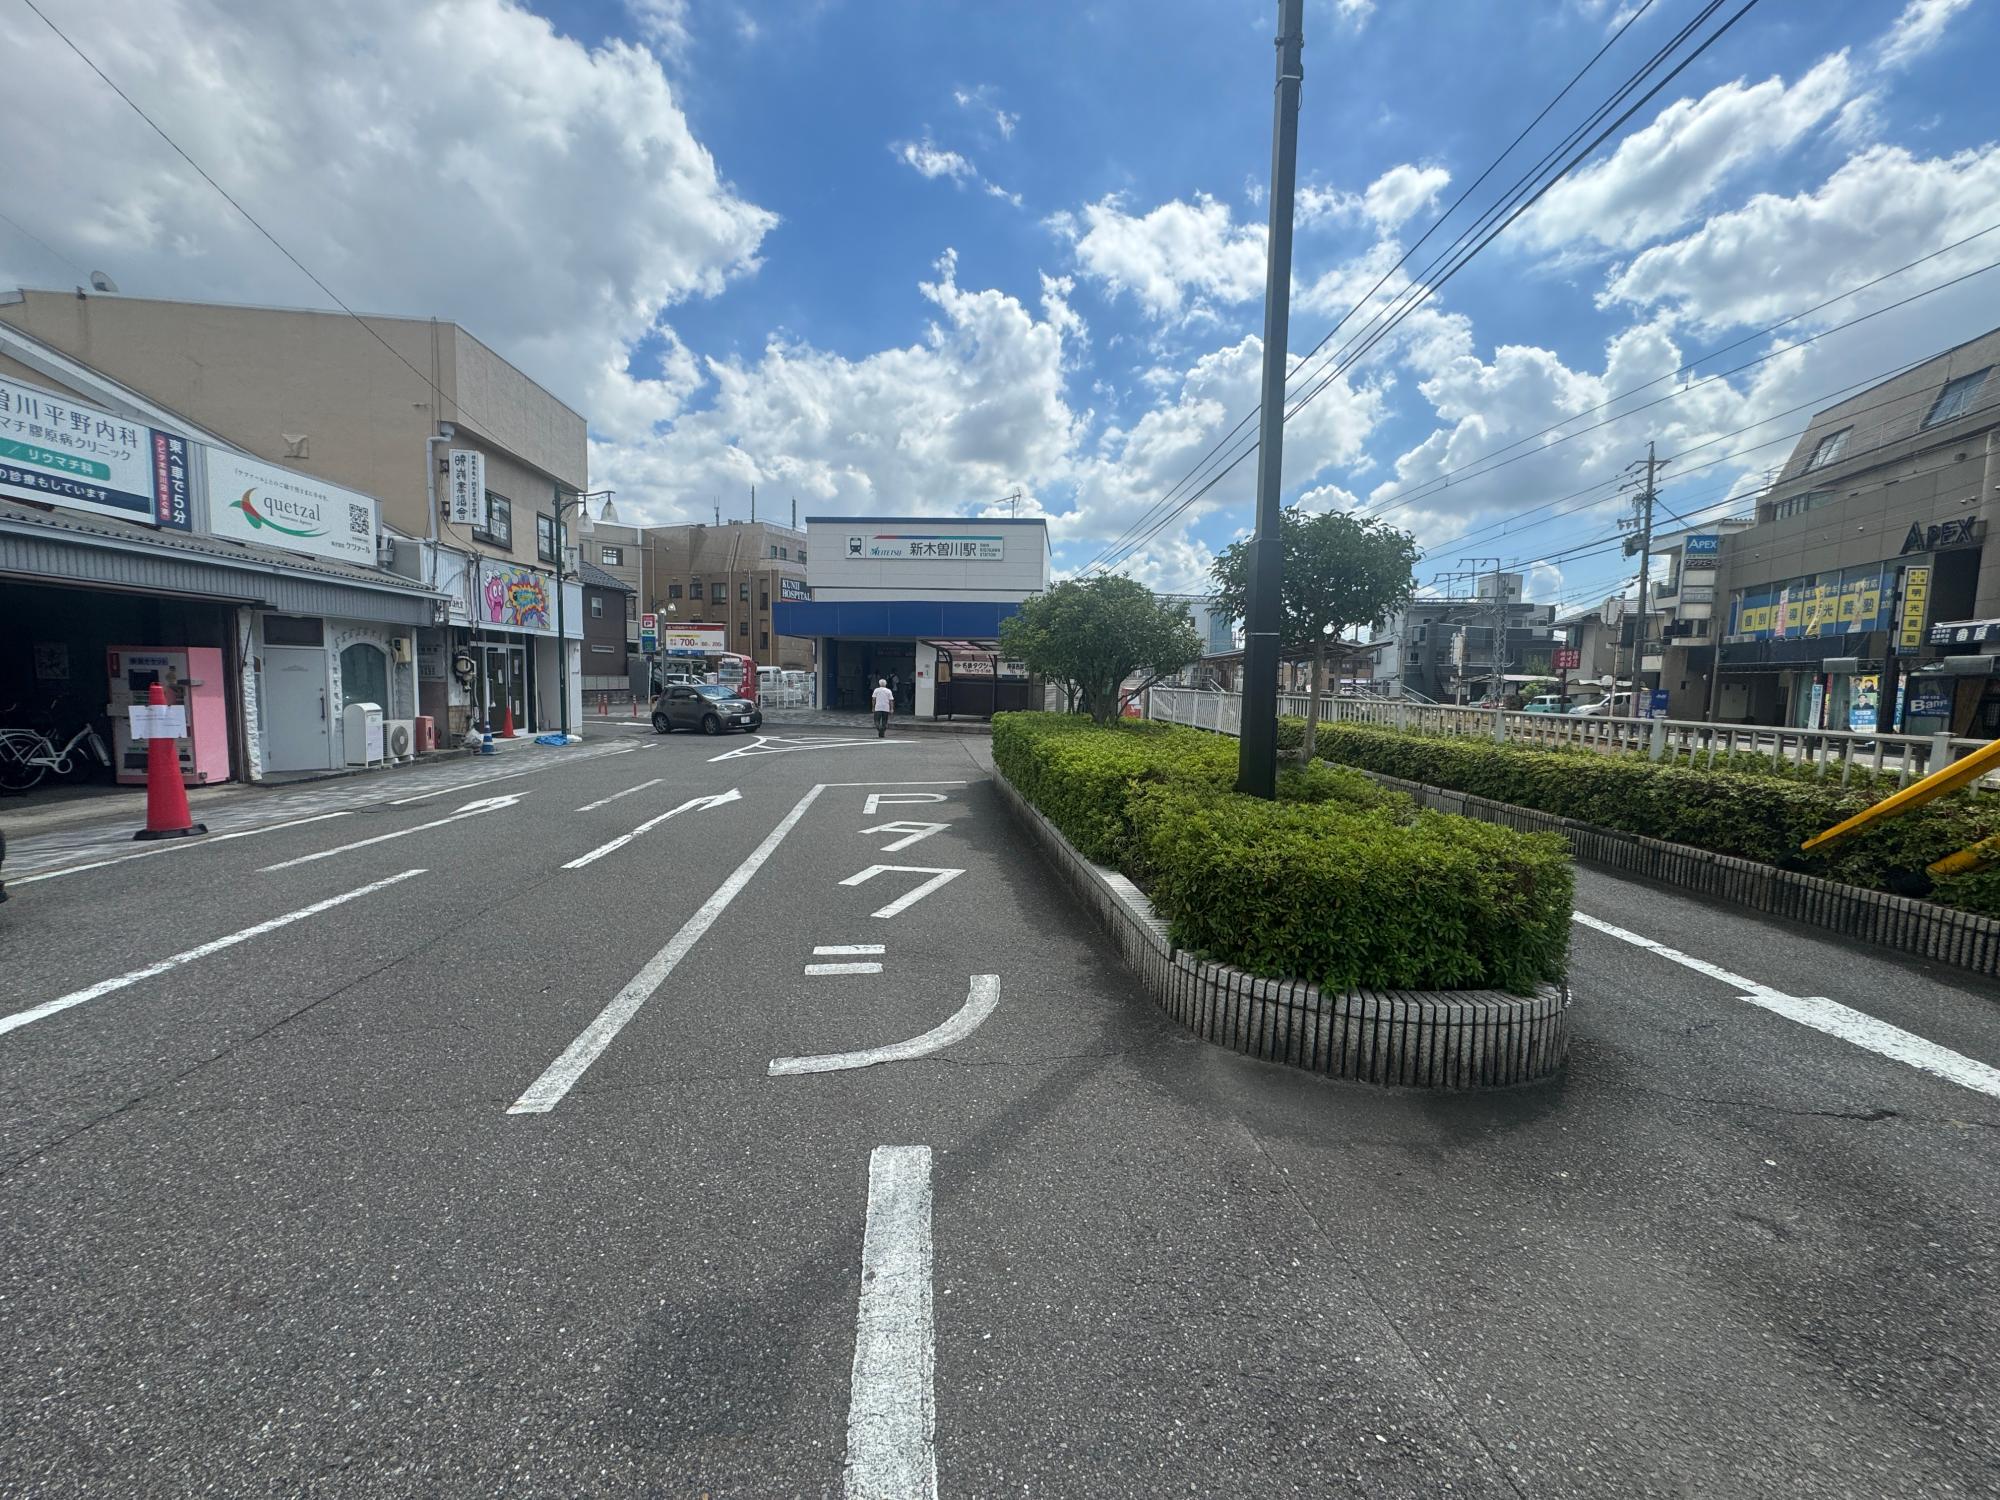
[0,207,84,281]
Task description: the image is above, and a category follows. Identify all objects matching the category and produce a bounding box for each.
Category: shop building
[0,287,591,743]
[1375,573,1557,703]
[575,558,636,686]
[1711,328,2000,733]
[641,519,813,670]
[774,516,1049,715]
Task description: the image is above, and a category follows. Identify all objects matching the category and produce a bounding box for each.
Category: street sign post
[640,611,658,654]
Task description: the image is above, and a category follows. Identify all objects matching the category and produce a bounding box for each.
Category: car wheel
[652,712,672,734]
[701,713,722,736]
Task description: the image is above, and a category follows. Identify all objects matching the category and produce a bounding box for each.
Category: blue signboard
[1729,565,1895,641]
[1683,534,1721,557]
[1646,689,1672,719]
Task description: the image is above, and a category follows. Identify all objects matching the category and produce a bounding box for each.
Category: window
[590,643,614,654]
[536,513,558,565]
[739,581,750,601]
[780,545,790,560]
[798,548,806,563]
[759,590,769,610]
[600,545,624,566]
[690,579,704,601]
[338,643,388,712]
[474,492,512,548]
[738,619,749,637]
[1924,368,1991,428]
[1774,488,1834,520]
[626,595,638,621]
[769,544,779,558]
[1805,427,1851,471]
[667,583,682,600]
[759,630,770,651]
[589,596,604,618]
[263,615,324,647]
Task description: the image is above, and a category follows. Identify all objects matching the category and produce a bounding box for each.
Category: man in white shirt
[870,678,895,737]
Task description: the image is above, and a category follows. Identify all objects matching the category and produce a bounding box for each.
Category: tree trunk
[1303,639,1324,760]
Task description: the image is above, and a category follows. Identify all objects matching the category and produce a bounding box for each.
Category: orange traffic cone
[133,683,207,841]
[500,700,516,738]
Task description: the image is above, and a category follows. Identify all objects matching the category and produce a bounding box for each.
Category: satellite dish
[88,271,118,293]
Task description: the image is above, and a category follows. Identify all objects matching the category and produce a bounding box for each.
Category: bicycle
[0,719,113,792]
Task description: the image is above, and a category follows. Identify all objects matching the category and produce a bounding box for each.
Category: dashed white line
[807,962,885,976]
[1574,911,2000,1100]
[0,869,426,1036]
[509,784,825,1114]
[772,975,999,1077]
[260,793,527,872]
[844,1145,937,1500]
[8,811,354,886]
[815,945,886,956]
[575,777,665,813]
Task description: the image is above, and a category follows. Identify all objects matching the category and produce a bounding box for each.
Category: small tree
[1000,576,1201,725]
[1211,509,1419,758]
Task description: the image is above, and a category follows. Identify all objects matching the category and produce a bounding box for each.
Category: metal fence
[1146,685,1991,788]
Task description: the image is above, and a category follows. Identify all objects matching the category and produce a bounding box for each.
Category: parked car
[1522,694,1573,714]
[1569,693,1634,717]
[652,682,763,736]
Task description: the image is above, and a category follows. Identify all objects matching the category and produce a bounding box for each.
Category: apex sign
[1901,517,1982,555]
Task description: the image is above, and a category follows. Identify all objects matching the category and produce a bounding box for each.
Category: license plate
[733,715,751,724]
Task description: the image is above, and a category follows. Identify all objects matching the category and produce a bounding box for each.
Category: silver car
[652,682,763,736]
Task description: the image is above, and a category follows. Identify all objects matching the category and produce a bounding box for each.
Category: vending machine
[106,646,232,786]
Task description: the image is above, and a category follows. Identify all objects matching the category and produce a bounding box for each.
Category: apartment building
[642,519,813,669]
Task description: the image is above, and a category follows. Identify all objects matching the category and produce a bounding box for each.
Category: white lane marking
[862,820,948,852]
[575,777,665,813]
[815,945,886,956]
[509,785,825,1113]
[1574,911,2000,1100]
[820,780,970,789]
[560,788,743,869]
[8,811,354,886]
[862,792,947,817]
[387,745,636,805]
[840,864,965,919]
[844,1145,937,1500]
[772,974,1000,1077]
[0,869,426,1037]
[807,962,884,976]
[709,736,912,763]
[260,794,527,872]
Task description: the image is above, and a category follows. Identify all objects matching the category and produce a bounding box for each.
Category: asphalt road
[2,722,1997,1498]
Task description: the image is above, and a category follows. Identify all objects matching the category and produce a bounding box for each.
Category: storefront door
[480,643,527,730]
[262,645,331,771]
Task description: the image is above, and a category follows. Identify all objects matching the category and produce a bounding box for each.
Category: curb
[993,769,1570,1088]
[1352,769,2000,982]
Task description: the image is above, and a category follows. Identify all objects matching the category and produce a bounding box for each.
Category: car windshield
[694,683,736,700]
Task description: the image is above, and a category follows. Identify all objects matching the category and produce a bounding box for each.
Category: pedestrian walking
[871,678,895,738]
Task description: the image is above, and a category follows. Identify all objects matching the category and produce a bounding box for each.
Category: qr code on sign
[349,503,370,536]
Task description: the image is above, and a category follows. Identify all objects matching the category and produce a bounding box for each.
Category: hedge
[993,713,1571,995]
[1297,721,2000,918]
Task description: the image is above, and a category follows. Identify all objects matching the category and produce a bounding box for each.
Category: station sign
[845,531,1004,561]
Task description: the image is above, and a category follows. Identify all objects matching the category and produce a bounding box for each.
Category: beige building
[0,287,592,753]
[643,519,813,669]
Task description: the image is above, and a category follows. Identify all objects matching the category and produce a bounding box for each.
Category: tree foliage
[1000,576,1202,724]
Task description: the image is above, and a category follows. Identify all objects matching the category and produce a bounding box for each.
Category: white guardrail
[1145,686,1993,790]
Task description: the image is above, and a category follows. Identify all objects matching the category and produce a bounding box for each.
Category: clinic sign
[0,373,191,530]
[203,448,379,565]
[845,531,1005,561]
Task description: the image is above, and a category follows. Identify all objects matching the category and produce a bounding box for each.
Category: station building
[773,516,1049,716]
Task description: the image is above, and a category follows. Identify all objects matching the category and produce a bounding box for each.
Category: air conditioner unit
[383,718,416,762]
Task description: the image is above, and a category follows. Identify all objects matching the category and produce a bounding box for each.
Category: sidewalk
[758,708,992,736]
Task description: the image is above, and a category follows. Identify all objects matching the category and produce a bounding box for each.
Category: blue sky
[2,0,1997,612]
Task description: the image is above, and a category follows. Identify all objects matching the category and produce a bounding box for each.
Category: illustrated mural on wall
[484,567,551,630]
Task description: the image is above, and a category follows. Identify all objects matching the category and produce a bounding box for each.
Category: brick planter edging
[993,770,1570,1088]
[1353,769,2000,980]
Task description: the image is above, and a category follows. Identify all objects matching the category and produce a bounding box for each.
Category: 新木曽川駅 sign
[844,532,1005,561]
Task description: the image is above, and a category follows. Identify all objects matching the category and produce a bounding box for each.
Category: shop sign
[0,373,192,530]
[447,449,487,527]
[661,623,727,656]
[479,561,555,633]
[1928,618,2000,647]
[1906,684,1954,721]
[1899,565,1931,649]
[1683,534,1721,557]
[1901,517,1981,555]
[639,611,659,653]
[951,657,995,676]
[1730,565,1895,642]
[1847,674,1880,732]
[1680,584,1716,604]
[998,659,1030,680]
[1553,646,1581,670]
[205,448,379,565]
[779,576,810,601]
[1646,689,1671,719]
[844,531,1005,561]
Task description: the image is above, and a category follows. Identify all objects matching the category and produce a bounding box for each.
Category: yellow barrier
[1800,735,2000,854]
[1927,833,2000,881]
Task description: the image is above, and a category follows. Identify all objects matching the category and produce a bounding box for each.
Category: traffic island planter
[994,769,1570,1088]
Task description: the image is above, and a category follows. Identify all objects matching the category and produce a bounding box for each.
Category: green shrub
[1307,724,2000,919]
[993,713,1569,994]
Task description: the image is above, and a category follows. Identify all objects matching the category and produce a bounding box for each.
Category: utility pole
[791,496,798,530]
[1236,0,1305,800]
[1620,442,1667,720]
[1458,556,1502,731]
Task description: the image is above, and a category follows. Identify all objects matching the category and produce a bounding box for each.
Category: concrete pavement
[1,719,1996,1496]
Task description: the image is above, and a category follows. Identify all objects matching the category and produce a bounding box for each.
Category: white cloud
[1244,174,1267,208]
[1362,164,1451,231]
[1332,0,1376,27]
[627,0,690,56]
[1878,0,1975,69]
[952,85,1018,140]
[985,181,1024,209]
[892,138,976,183]
[1052,194,1266,321]
[0,0,775,448]
[1522,54,1856,252]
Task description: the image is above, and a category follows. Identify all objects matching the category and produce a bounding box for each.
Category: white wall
[804,518,1050,600]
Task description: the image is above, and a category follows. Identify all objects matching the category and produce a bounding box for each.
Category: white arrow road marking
[0,869,426,1037]
[862,791,947,817]
[561,788,743,869]
[771,974,1000,1077]
[510,785,824,1114]
[861,820,948,853]
[260,794,528,871]
[1574,911,2000,1100]
[840,864,965,919]
[575,777,664,812]
[844,1145,937,1500]
[709,734,912,763]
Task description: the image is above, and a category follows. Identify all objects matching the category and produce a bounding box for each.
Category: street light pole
[554,485,616,742]
[1237,0,1305,800]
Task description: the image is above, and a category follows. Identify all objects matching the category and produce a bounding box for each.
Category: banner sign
[0,373,190,530]
[779,576,810,601]
[661,623,728,657]
[844,531,1004,561]
[1553,646,1581,671]
[1847,674,1880,732]
[479,560,555,633]
[447,448,487,527]
[1683,534,1721,557]
[1906,684,1954,721]
[639,611,659,653]
[1730,565,1895,641]
[1928,619,2000,647]
[1679,584,1716,604]
[204,448,378,565]
[1899,566,1931,650]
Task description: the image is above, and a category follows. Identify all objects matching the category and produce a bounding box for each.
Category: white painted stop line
[845,1145,937,1500]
